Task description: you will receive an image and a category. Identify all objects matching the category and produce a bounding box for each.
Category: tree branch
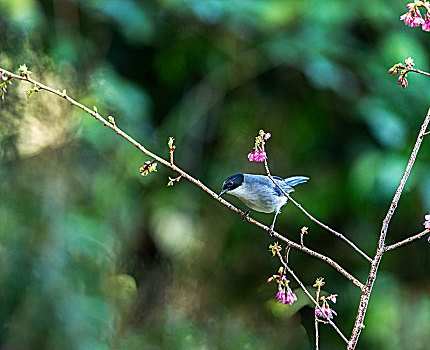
[408,67,430,77]
[0,66,364,290]
[347,107,430,350]
[262,160,372,263]
[384,229,429,252]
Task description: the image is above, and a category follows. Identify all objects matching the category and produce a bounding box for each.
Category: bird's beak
[218,189,228,198]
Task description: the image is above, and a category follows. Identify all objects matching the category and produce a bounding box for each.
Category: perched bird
[218,173,309,235]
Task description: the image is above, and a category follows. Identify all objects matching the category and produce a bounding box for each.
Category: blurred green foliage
[1,0,430,349]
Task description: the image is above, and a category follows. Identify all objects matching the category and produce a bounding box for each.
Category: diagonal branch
[263,161,372,263]
[384,229,429,252]
[0,66,365,290]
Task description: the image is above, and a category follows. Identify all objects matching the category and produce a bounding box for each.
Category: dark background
[1,0,430,349]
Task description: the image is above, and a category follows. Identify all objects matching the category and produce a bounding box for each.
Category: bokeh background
[1,0,430,349]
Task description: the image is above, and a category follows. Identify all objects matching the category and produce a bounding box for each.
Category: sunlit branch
[407,67,430,77]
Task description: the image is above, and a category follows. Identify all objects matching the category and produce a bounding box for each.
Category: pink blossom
[413,15,425,27]
[401,11,415,26]
[276,289,286,303]
[276,287,297,305]
[406,2,415,10]
[424,214,430,229]
[422,15,430,31]
[401,10,425,27]
[256,151,267,162]
[315,304,337,319]
[248,149,267,162]
[327,294,338,303]
[285,290,297,305]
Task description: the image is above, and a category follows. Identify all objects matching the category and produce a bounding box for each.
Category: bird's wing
[272,176,294,195]
[284,176,309,187]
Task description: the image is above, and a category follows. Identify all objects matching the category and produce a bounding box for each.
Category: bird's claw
[268,225,274,236]
[241,209,251,221]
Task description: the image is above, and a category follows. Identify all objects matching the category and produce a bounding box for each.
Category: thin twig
[263,160,372,263]
[384,229,429,252]
[408,68,430,77]
[0,66,365,290]
[348,108,430,350]
[276,251,349,344]
[315,286,320,350]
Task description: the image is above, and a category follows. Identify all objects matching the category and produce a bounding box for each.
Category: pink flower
[422,14,430,31]
[276,289,286,303]
[424,214,430,229]
[401,11,415,26]
[401,10,425,27]
[315,304,337,319]
[276,287,297,305]
[285,289,297,305]
[256,151,267,162]
[413,15,425,27]
[406,2,415,10]
[327,294,338,303]
[248,149,267,162]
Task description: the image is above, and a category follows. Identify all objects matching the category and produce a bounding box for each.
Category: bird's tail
[284,176,309,187]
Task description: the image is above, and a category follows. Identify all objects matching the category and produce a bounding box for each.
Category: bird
[218,173,309,235]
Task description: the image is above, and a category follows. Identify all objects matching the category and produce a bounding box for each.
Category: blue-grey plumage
[219,173,309,235]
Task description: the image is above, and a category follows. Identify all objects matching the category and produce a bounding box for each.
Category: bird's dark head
[218,173,244,197]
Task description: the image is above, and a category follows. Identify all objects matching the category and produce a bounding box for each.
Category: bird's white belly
[231,191,287,213]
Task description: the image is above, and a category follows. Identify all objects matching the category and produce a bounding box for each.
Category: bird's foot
[268,225,274,236]
[241,209,251,221]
